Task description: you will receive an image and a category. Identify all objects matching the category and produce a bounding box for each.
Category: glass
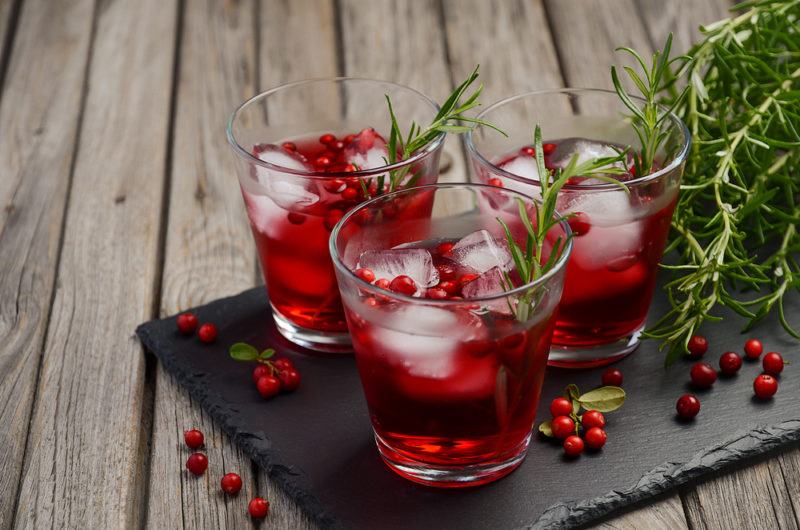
[467,89,689,368]
[227,78,444,352]
[330,184,571,487]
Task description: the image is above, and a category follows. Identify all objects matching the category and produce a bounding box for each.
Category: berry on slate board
[676,394,700,419]
[186,453,208,476]
[198,323,217,343]
[762,352,785,376]
[719,351,742,375]
[687,335,708,358]
[277,368,301,392]
[601,368,623,387]
[184,429,204,449]
[690,362,717,389]
[744,338,763,359]
[550,397,573,418]
[753,374,778,399]
[582,410,606,430]
[221,473,243,495]
[176,312,198,335]
[248,497,270,519]
[551,416,575,439]
[273,358,294,371]
[252,364,270,383]
[584,427,607,450]
[257,375,281,399]
[563,435,584,457]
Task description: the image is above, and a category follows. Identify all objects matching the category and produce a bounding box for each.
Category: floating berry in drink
[762,352,785,376]
[355,268,375,283]
[177,313,198,335]
[426,288,448,300]
[488,177,503,187]
[184,429,204,449]
[389,275,417,296]
[690,362,717,389]
[319,133,336,145]
[676,394,700,419]
[601,368,623,387]
[567,213,591,236]
[744,338,763,359]
[186,453,208,476]
[563,435,584,457]
[542,142,557,155]
[719,351,742,375]
[687,335,708,358]
[198,323,217,343]
[437,241,454,255]
[753,374,778,399]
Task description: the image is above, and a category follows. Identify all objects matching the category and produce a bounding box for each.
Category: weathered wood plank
[144,0,266,528]
[590,495,688,530]
[636,0,731,52]
[777,448,800,527]
[11,0,178,527]
[0,0,95,527]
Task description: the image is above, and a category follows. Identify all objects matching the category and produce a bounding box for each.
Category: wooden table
[2,0,798,528]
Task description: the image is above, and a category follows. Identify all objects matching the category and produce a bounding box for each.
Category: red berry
[582,410,606,429]
[567,212,591,236]
[437,280,458,295]
[281,141,296,152]
[355,268,375,283]
[177,313,198,335]
[374,278,390,290]
[198,323,217,343]
[256,375,281,399]
[330,140,345,151]
[287,212,306,225]
[521,146,536,156]
[687,335,708,358]
[549,397,573,418]
[601,368,623,387]
[676,394,700,419]
[341,187,358,201]
[344,163,357,172]
[184,429,204,449]
[186,453,208,476]
[551,415,575,440]
[459,273,479,286]
[248,497,270,519]
[324,178,346,193]
[488,177,504,187]
[435,263,456,280]
[753,374,778,399]
[437,242,454,255]
[252,364,270,383]
[584,427,607,450]
[744,338,763,359]
[426,288,448,300]
[220,473,243,495]
[323,209,344,231]
[763,352,785,376]
[690,361,717,389]
[315,155,331,167]
[389,275,417,296]
[277,368,301,392]
[542,143,557,155]
[719,351,743,375]
[563,435,584,456]
[319,133,336,145]
[272,358,294,371]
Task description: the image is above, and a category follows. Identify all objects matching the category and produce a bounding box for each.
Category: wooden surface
[1,0,796,529]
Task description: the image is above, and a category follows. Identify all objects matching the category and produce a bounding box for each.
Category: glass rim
[328,182,573,305]
[465,87,691,192]
[226,77,446,180]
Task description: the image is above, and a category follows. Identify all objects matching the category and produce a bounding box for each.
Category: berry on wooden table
[186,453,208,476]
[220,473,243,495]
[690,362,717,389]
[582,410,606,430]
[744,338,763,359]
[762,352,785,376]
[198,323,217,343]
[753,374,778,399]
[676,394,700,420]
[601,368,623,387]
[584,427,607,450]
[719,351,742,375]
[687,335,708,358]
[256,375,281,399]
[551,415,575,440]
[248,497,270,519]
[563,435,584,457]
[183,429,204,449]
[550,397,573,418]
[176,312,198,335]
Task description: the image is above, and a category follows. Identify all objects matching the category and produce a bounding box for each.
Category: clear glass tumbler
[227,79,444,352]
[467,89,689,368]
[330,183,571,487]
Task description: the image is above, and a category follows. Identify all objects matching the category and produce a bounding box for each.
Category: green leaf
[538,420,553,437]
[578,386,626,412]
[229,342,258,362]
[259,348,275,360]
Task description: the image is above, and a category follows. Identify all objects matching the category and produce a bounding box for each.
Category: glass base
[547,323,644,368]
[375,432,530,488]
[271,303,352,354]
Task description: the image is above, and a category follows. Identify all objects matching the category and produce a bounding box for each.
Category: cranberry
[256,375,281,399]
[198,323,217,343]
[436,241,454,255]
[184,429,204,449]
[281,141,296,152]
[584,427,607,450]
[374,278,390,290]
[542,143,557,155]
[220,472,243,495]
[389,275,417,296]
[331,140,345,151]
[551,415,575,440]
[252,364,270,383]
[341,187,358,201]
[563,435,584,457]
[744,338,763,359]
[459,273,479,286]
[437,280,458,295]
[344,163,357,172]
[278,368,301,392]
[287,212,306,225]
[248,497,270,519]
[488,177,504,187]
[521,146,536,156]
[177,313,198,335]
[426,288,448,300]
[690,362,717,389]
[601,368,623,387]
[272,358,294,371]
[355,268,375,283]
[687,335,708,358]
[763,352,785,376]
[753,374,778,399]
[324,178,346,193]
[676,394,700,419]
[186,453,208,476]
[323,209,344,231]
[550,397,573,418]
[582,410,606,429]
[567,212,591,236]
[343,133,356,143]
[315,155,331,168]
[719,351,743,375]
[319,133,336,145]
[435,263,456,280]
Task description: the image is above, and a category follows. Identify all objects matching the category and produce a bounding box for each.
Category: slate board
[136,286,800,529]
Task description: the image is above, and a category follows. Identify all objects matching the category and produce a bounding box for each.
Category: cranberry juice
[241,128,439,335]
[342,239,558,482]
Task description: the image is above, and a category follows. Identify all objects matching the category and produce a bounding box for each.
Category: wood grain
[636,0,731,52]
[144,0,270,528]
[591,495,688,530]
[0,0,95,527]
[11,0,178,527]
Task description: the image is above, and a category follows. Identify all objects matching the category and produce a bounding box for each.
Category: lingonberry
[374,278,390,290]
[198,323,217,343]
[582,410,606,430]
[601,368,623,387]
[550,397,573,418]
[436,242,454,255]
[184,429,204,449]
[281,141,296,152]
[762,352,785,376]
[488,177,504,187]
[744,338,763,359]
[389,275,417,296]
[272,358,294,371]
[176,313,198,335]
[426,288,448,300]
[437,280,458,295]
[551,415,575,440]
[354,268,375,283]
[542,142,557,155]
[186,453,208,476]
[521,146,536,156]
[220,472,243,495]
[584,427,607,450]
[719,351,742,375]
[690,362,717,389]
[278,368,301,392]
[563,435,584,457]
[753,374,778,399]
[567,212,591,236]
[324,178,346,193]
[256,375,281,399]
[287,212,306,225]
[252,364,270,383]
[676,394,700,419]
[687,335,708,358]
[318,133,336,145]
[343,163,357,172]
[459,273,479,286]
[330,140,345,151]
[435,263,456,280]
[341,187,358,201]
[323,209,344,231]
[315,155,331,167]
[248,497,270,519]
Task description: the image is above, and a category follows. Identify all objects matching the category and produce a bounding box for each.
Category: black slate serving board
[136,287,800,529]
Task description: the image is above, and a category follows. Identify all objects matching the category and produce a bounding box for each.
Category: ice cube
[549,138,626,175]
[450,230,513,273]
[356,248,439,294]
[344,127,389,170]
[254,145,320,210]
[500,155,541,181]
[462,266,514,315]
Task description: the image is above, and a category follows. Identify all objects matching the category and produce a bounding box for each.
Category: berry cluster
[676,335,786,419]
[176,312,217,344]
[182,428,270,519]
[229,343,301,399]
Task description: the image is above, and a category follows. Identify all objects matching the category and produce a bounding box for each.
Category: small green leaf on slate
[578,386,626,412]
[229,342,258,361]
[565,384,581,402]
[259,348,275,360]
[538,420,553,437]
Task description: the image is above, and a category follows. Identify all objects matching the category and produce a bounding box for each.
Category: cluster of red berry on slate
[676,335,786,419]
[252,357,301,399]
[176,312,217,343]
[182,428,269,519]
